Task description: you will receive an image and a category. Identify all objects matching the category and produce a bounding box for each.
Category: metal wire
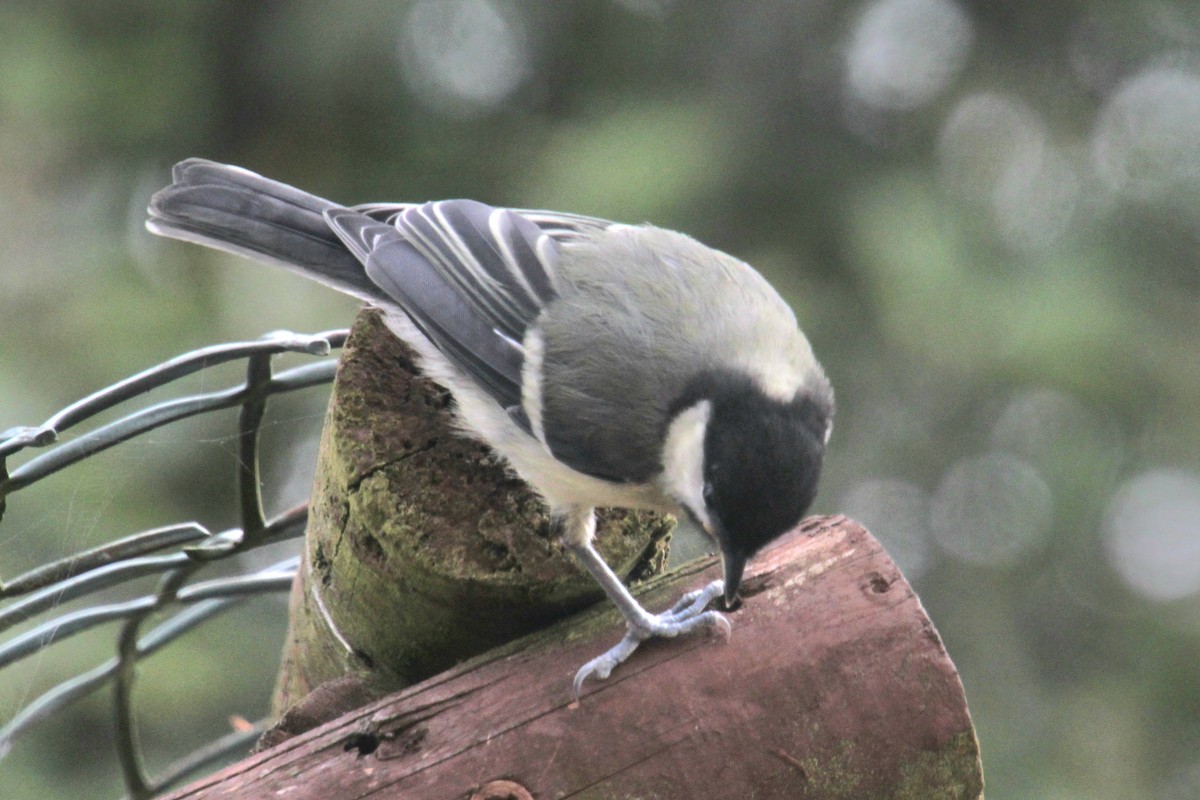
[0,329,349,799]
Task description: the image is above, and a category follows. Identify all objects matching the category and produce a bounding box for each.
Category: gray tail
[146,159,385,303]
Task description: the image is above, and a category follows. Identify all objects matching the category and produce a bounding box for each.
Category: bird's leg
[561,507,730,698]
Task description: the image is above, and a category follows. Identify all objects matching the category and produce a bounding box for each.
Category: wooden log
[167,515,983,799]
[271,309,673,714]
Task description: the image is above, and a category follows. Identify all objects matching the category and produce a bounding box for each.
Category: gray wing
[325,201,561,413]
[334,203,661,484]
[513,209,614,243]
[333,203,672,484]
[355,202,614,247]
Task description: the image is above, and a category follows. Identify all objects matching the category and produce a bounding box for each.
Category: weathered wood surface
[167,515,983,799]
[272,309,672,714]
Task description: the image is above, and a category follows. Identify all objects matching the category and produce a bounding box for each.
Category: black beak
[721,548,746,610]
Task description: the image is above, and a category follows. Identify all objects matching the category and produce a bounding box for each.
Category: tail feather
[146,159,385,303]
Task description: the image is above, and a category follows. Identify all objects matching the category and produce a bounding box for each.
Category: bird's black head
[679,371,832,607]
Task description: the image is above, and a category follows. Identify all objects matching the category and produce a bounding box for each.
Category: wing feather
[324,202,560,414]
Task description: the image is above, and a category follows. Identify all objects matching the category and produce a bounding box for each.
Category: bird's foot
[572,579,730,698]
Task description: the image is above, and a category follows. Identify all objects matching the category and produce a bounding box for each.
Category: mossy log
[269,309,673,718]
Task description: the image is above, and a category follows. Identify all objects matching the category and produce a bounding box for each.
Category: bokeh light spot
[845,0,973,111]
[841,478,933,579]
[939,93,1045,203]
[931,452,1052,566]
[938,93,1084,251]
[990,387,1123,486]
[1103,469,1200,601]
[397,0,530,115]
[1092,66,1200,200]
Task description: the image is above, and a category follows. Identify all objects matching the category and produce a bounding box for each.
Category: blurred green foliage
[1,1,1199,798]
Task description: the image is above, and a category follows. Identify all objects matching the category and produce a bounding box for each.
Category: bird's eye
[702,481,716,507]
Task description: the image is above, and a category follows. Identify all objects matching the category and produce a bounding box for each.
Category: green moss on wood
[783,730,981,800]
[272,309,673,713]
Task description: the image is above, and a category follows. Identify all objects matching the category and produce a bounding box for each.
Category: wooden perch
[271,309,672,713]
[166,514,982,799]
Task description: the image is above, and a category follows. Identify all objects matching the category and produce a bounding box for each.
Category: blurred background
[1,1,1198,797]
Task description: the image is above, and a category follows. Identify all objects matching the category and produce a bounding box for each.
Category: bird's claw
[662,578,727,622]
[572,579,730,699]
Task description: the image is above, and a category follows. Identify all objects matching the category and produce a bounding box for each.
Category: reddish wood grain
[165,516,982,799]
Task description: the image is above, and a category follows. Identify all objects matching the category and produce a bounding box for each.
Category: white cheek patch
[662,399,713,531]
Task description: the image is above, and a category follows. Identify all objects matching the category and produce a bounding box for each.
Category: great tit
[146,159,834,696]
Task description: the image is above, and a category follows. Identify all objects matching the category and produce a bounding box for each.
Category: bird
[146,159,834,696]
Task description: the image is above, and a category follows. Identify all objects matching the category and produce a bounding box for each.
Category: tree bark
[169,515,983,799]
[270,309,673,716]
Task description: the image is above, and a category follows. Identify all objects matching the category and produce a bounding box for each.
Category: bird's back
[535,224,824,484]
